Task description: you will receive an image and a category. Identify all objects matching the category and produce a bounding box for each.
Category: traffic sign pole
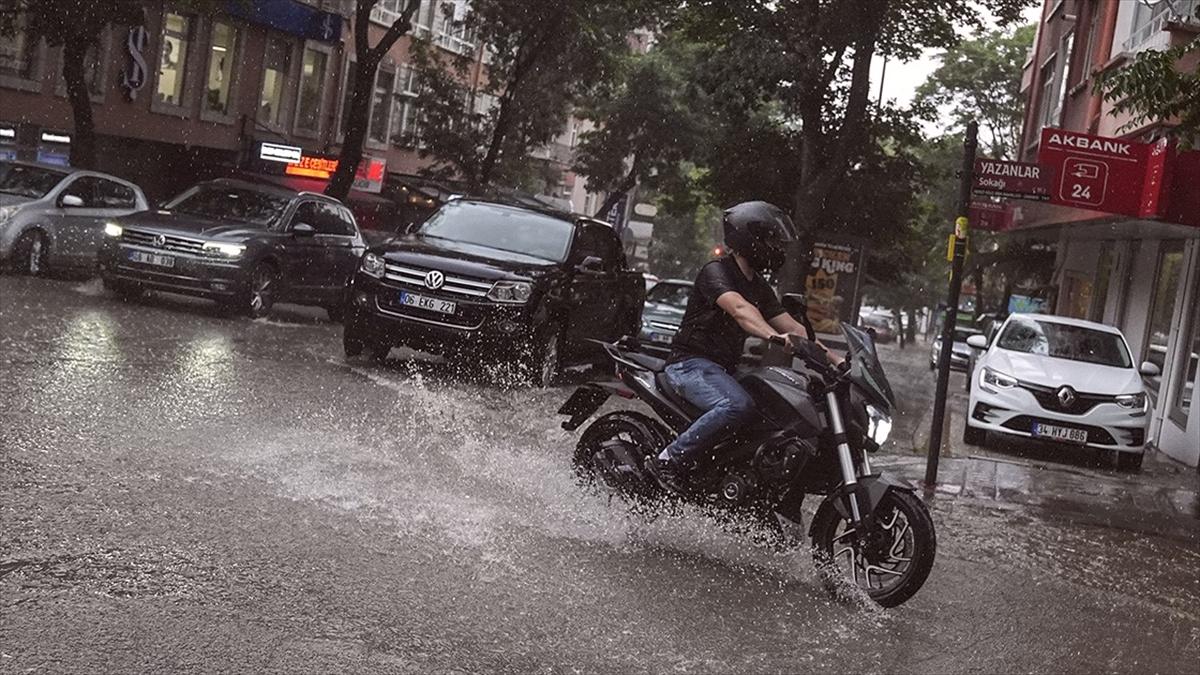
[926,121,977,487]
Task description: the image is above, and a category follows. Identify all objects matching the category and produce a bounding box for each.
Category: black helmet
[722,201,797,274]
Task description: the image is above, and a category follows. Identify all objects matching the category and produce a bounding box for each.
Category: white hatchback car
[963,313,1158,471]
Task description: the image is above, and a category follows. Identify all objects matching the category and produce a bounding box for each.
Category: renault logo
[423,270,445,290]
[1056,386,1077,407]
[153,234,166,248]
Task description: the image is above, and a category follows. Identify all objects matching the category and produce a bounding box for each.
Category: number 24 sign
[1038,128,1170,219]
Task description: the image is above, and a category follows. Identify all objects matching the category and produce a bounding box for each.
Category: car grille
[1018,381,1115,415]
[121,228,206,256]
[1000,415,1117,445]
[382,262,493,298]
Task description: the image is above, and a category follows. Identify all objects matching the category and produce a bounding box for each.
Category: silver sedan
[0,161,149,275]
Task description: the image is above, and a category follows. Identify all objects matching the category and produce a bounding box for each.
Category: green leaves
[1096,37,1200,149]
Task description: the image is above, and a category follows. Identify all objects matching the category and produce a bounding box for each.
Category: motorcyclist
[645,201,837,492]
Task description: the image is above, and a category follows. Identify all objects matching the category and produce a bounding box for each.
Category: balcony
[1123,0,1200,53]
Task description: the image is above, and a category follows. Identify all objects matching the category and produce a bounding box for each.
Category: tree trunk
[906,307,918,345]
[326,59,379,201]
[62,41,96,169]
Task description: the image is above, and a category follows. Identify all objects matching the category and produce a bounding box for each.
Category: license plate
[1032,422,1087,444]
[399,291,456,315]
[649,332,673,344]
[127,250,175,268]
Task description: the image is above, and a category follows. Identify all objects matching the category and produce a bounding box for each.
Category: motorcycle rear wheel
[573,411,671,494]
[810,489,935,608]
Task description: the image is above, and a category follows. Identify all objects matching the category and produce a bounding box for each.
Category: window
[60,177,102,207]
[96,180,138,209]
[1126,0,1171,51]
[1079,8,1099,85]
[369,67,396,144]
[296,47,328,133]
[293,201,355,236]
[1056,30,1074,106]
[1038,59,1057,131]
[0,164,67,198]
[166,185,289,227]
[204,21,237,116]
[259,37,293,126]
[418,201,575,262]
[338,57,356,137]
[572,223,622,269]
[0,15,40,81]
[997,317,1132,369]
[1173,286,1199,424]
[1144,241,1185,395]
[156,12,192,107]
[391,64,421,145]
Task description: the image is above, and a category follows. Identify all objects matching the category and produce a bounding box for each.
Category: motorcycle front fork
[825,391,867,526]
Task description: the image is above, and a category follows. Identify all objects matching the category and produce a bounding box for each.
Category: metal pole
[925,121,977,487]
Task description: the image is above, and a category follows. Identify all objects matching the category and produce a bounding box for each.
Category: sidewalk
[873,338,1200,540]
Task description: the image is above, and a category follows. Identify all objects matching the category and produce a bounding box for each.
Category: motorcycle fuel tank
[736,367,822,436]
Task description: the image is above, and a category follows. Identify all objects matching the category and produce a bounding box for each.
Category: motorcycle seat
[625,352,667,372]
[655,372,705,419]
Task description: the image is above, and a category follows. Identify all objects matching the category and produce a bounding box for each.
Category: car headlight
[360,252,386,278]
[980,366,1017,392]
[0,205,20,223]
[202,241,245,258]
[866,404,892,445]
[1115,392,1146,410]
[487,280,532,303]
[103,222,123,237]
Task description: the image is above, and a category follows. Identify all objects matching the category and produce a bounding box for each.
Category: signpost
[971,158,1051,201]
[1038,128,1171,218]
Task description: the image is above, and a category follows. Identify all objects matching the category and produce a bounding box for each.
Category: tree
[914,24,1037,159]
[1096,36,1200,149]
[678,0,1029,293]
[572,36,708,218]
[408,0,664,190]
[325,0,420,200]
[0,1,210,168]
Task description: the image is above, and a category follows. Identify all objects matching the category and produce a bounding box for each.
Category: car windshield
[418,201,574,262]
[165,185,289,227]
[0,164,68,198]
[646,283,691,309]
[997,317,1132,368]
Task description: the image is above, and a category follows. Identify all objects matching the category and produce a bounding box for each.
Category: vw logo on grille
[153,234,167,248]
[423,270,445,290]
[1056,385,1077,407]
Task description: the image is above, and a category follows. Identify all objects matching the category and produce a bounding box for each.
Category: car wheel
[103,276,142,301]
[343,323,365,357]
[526,326,561,388]
[962,422,986,446]
[240,262,278,318]
[13,230,49,276]
[1115,451,1144,473]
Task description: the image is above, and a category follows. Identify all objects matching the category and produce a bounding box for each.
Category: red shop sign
[1038,128,1170,218]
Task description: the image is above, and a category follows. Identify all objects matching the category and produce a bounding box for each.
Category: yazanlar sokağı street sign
[972,158,1052,201]
[1038,128,1171,218]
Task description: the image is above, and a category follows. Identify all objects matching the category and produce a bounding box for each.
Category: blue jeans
[661,357,755,464]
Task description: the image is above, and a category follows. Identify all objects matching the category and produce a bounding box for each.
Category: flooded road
[2,276,1198,673]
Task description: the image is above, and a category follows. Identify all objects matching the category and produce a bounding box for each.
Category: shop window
[204,21,238,116]
[1144,241,1185,396]
[338,57,356,138]
[0,15,41,84]
[295,47,328,134]
[1173,287,1199,425]
[156,12,193,107]
[1060,272,1092,320]
[368,67,396,144]
[259,37,293,127]
[1089,242,1114,322]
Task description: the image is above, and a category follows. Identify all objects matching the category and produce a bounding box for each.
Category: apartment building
[1016,0,1200,467]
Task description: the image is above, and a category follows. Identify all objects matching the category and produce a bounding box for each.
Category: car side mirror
[576,256,606,275]
[60,194,85,208]
[966,334,989,350]
[292,222,316,237]
[1139,361,1161,376]
[781,292,807,318]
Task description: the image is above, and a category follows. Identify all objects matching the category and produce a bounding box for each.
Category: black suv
[344,199,645,384]
[98,179,366,318]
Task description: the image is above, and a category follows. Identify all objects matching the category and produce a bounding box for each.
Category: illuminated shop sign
[41,132,71,144]
[0,127,15,139]
[259,142,303,163]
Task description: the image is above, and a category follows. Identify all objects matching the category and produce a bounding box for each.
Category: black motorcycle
[558,295,936,607]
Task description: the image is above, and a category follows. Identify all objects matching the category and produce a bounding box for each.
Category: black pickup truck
[343,198,645,385]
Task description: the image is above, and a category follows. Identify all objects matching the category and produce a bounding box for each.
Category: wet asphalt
[1,275,1198,674]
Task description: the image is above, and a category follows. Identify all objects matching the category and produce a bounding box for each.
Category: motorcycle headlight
[980,366,1017,391]
[360,252,385,278]
[487,280,532,303]
[866,404,892,446]
[103,222,123,237]
[202,241,245,258]
[1115,392,1146,410]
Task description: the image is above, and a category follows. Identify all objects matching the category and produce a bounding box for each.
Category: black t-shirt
[669,256,785,371]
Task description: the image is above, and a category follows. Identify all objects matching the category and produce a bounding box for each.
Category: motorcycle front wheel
[810,489,936,608]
